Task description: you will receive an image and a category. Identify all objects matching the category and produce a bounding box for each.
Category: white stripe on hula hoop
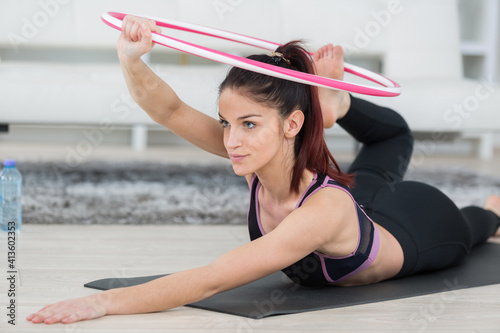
[101,12,401,97]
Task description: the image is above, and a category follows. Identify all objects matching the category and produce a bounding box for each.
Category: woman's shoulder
[301,173,354,206]
[305,183,353,207]
[298,181,355,224]
[285,184,355,245]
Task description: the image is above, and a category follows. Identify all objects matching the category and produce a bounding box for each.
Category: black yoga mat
[85,242,500,319]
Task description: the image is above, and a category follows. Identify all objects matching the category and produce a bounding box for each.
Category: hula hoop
[101,12,401,97]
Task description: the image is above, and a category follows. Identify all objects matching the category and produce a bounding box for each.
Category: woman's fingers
[118,15,160,59]
[42,311,69,324]
[122,15,160,41]
[147,18,162,34]
[28,303,66,324]
[129,21,140,41]
[139,23,153,51]
[122,15,134,41]
[27,295,107,325]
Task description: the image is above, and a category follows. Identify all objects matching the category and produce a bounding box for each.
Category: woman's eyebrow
[238,114,263,120]
[218,112,263,120]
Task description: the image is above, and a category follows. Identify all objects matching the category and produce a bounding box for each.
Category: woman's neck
[253,138,315,204]
[255,162,315,205]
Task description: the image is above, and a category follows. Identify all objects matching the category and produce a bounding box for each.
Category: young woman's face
[218,89,287,176]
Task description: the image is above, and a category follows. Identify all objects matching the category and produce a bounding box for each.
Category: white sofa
[1,0,499,158]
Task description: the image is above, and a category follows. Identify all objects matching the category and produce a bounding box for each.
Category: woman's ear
[284,110,305,139]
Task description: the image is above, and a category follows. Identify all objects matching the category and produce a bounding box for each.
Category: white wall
[1,0,499,152]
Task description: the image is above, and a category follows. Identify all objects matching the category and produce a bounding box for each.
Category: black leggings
[337,96,500,278]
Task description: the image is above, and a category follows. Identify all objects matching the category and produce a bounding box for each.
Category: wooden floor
[0,224,499,333]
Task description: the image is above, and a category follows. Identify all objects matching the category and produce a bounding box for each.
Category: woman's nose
[225,127,242,149]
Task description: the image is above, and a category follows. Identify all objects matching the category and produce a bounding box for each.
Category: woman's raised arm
[117,15,228,158]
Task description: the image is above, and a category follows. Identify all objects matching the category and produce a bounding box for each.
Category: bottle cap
[3,160,16,167]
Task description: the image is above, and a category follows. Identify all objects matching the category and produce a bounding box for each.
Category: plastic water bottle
[0,178,2,230]
[1,160,23,231]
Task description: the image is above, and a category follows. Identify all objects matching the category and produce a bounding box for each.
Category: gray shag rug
[19,161,500,225]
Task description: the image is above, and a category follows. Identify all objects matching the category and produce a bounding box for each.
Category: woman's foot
[313,44,351,128]
[484,195,500,236]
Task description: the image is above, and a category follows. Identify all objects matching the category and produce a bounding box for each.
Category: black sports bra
[247,173,380,287]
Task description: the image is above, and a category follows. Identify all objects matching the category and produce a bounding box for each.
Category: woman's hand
[313,44,351,128]
[26,293,108,324]
[116,15,163,62]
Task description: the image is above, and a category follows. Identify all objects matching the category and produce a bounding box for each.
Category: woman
[28,16,500,324]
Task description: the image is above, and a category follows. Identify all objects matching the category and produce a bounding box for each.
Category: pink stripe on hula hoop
[144,28,393,96]
[102,12,401,97]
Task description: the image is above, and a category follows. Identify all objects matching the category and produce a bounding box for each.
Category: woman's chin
[231,164,253,177]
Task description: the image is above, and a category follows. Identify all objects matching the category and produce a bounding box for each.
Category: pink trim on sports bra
[249,173,381,283]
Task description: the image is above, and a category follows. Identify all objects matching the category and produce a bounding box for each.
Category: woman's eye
[244,121,256,129]
[219,119,229,128]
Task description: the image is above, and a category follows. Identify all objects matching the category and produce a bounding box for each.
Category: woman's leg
[336,96,414,205]
[336,96,500,278]
[370,181,500,278]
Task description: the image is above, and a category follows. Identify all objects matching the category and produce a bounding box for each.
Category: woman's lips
[229,154,248,162]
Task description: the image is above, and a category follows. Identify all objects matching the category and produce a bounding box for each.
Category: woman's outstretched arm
[118,15,228,158]
[26,188,349,324]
